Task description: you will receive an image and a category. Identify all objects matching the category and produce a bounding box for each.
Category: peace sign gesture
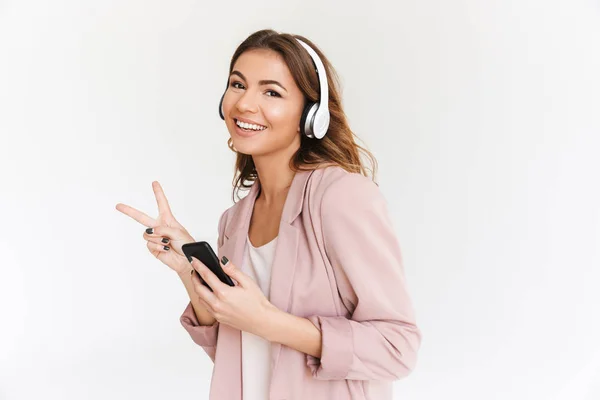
[116,181,195,276]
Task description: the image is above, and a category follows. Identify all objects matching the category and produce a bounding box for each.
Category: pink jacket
[180,166,422,399]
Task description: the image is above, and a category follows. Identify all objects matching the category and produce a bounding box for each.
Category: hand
[116,181,195,276]
[189,256,278,337]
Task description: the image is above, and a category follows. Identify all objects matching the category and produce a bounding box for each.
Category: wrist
[177,265,193,280]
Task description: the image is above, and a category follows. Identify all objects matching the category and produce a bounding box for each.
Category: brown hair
[225,29,378,202]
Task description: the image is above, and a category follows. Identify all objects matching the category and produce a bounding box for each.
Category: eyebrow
[229,70,288,93]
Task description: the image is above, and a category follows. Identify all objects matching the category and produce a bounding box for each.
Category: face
[221,49,306,157]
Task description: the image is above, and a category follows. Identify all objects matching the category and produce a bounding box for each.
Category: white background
[1,1,599,399]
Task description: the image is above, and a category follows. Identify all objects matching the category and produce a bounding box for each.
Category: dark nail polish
[221,256,229,265]
[187,256,193,263]
[146,228,153,234]
[163,245,170,251]
[161,238,169,243]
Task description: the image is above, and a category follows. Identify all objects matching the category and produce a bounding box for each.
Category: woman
[116,29,421,400]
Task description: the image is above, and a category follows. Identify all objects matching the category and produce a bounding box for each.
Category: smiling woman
[117,28,421,400]
[171,29,422,400]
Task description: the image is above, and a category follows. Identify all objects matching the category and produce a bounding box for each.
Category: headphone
[218,38,330,139]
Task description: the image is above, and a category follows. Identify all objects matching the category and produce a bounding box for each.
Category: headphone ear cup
[300,102,316,137]
[218,93,225,120]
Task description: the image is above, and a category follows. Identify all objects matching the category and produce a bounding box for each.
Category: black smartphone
[181,241,235,290]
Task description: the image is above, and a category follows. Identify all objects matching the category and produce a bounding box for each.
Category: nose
[234,90,259,114]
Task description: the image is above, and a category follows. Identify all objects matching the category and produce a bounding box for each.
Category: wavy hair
[224,29,378,202]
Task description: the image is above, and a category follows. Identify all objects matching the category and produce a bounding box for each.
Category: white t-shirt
[241,234,278,400]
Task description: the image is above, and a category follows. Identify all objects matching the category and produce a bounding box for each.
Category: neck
[253,157,296,208]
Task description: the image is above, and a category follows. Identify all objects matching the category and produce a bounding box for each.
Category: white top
[241,234,278,400]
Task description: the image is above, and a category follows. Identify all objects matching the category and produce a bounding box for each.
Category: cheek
[264,102,302,129]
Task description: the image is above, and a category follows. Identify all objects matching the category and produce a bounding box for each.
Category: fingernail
[146,228,153,234]
[161,238,169,243]
[163,245,170,251]
[187,256,192,263]
[221,256,229,265]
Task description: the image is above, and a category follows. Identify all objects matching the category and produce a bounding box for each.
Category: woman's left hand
[189,256,277,338]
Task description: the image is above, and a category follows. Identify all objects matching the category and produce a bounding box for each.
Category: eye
[265,90,281,97]
[230,81,244,89]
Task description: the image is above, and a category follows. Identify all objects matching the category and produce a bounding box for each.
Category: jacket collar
[223,168,316,242]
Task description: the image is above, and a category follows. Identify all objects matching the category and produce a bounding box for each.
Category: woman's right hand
[116,181,195,276]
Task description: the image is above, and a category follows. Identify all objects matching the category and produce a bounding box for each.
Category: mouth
[233,118,267,137]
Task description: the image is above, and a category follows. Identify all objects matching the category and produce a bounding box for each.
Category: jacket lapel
[268,169,316,379]
[213,169,317,399]
[267,169,314,311]
[221,168,315,282]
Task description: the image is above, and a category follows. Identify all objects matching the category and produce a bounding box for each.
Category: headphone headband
[294,38,330,139]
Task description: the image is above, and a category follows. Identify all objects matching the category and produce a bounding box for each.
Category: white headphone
[219,37,330,139]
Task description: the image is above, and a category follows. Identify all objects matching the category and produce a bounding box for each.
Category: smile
[234,118,267,131]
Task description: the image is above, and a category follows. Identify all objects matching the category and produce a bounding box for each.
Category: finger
[143,225,181,244]
[116,203,156,227]
[190,268,218,304]
[152,181,174,217]
[190,257,227,294]
[220,257,249,287]
[143,232,171,246]
[146,226,183,241]
[147,241,171,253]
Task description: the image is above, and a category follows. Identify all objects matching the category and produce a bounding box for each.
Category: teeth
[236,119,266,131]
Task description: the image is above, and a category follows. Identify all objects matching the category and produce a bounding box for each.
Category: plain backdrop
[1,1,599,399]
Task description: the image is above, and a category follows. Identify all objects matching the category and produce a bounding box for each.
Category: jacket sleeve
[179,303,219,361]
[306,173,422,381]
[179,208,229,362]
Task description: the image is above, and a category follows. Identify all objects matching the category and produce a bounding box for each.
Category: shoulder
[218,190,248,225]
[216,187,253,233]
[310,165,384,214]
[312,165,381,200]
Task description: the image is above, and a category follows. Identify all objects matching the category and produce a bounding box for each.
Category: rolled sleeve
[305,315,353,379]
[179,301,220,361]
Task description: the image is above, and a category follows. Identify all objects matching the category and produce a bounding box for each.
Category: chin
[229,136,269,156]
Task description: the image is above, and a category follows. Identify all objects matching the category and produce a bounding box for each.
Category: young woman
[117,29,421,400]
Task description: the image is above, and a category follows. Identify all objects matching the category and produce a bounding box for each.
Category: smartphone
[181,241,235,291]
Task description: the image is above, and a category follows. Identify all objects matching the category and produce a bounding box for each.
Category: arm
[260,307,323,359]
[304,173,422,381]
[178,209,229,361]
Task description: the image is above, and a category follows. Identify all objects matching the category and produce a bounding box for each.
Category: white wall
[1,1,599,399]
